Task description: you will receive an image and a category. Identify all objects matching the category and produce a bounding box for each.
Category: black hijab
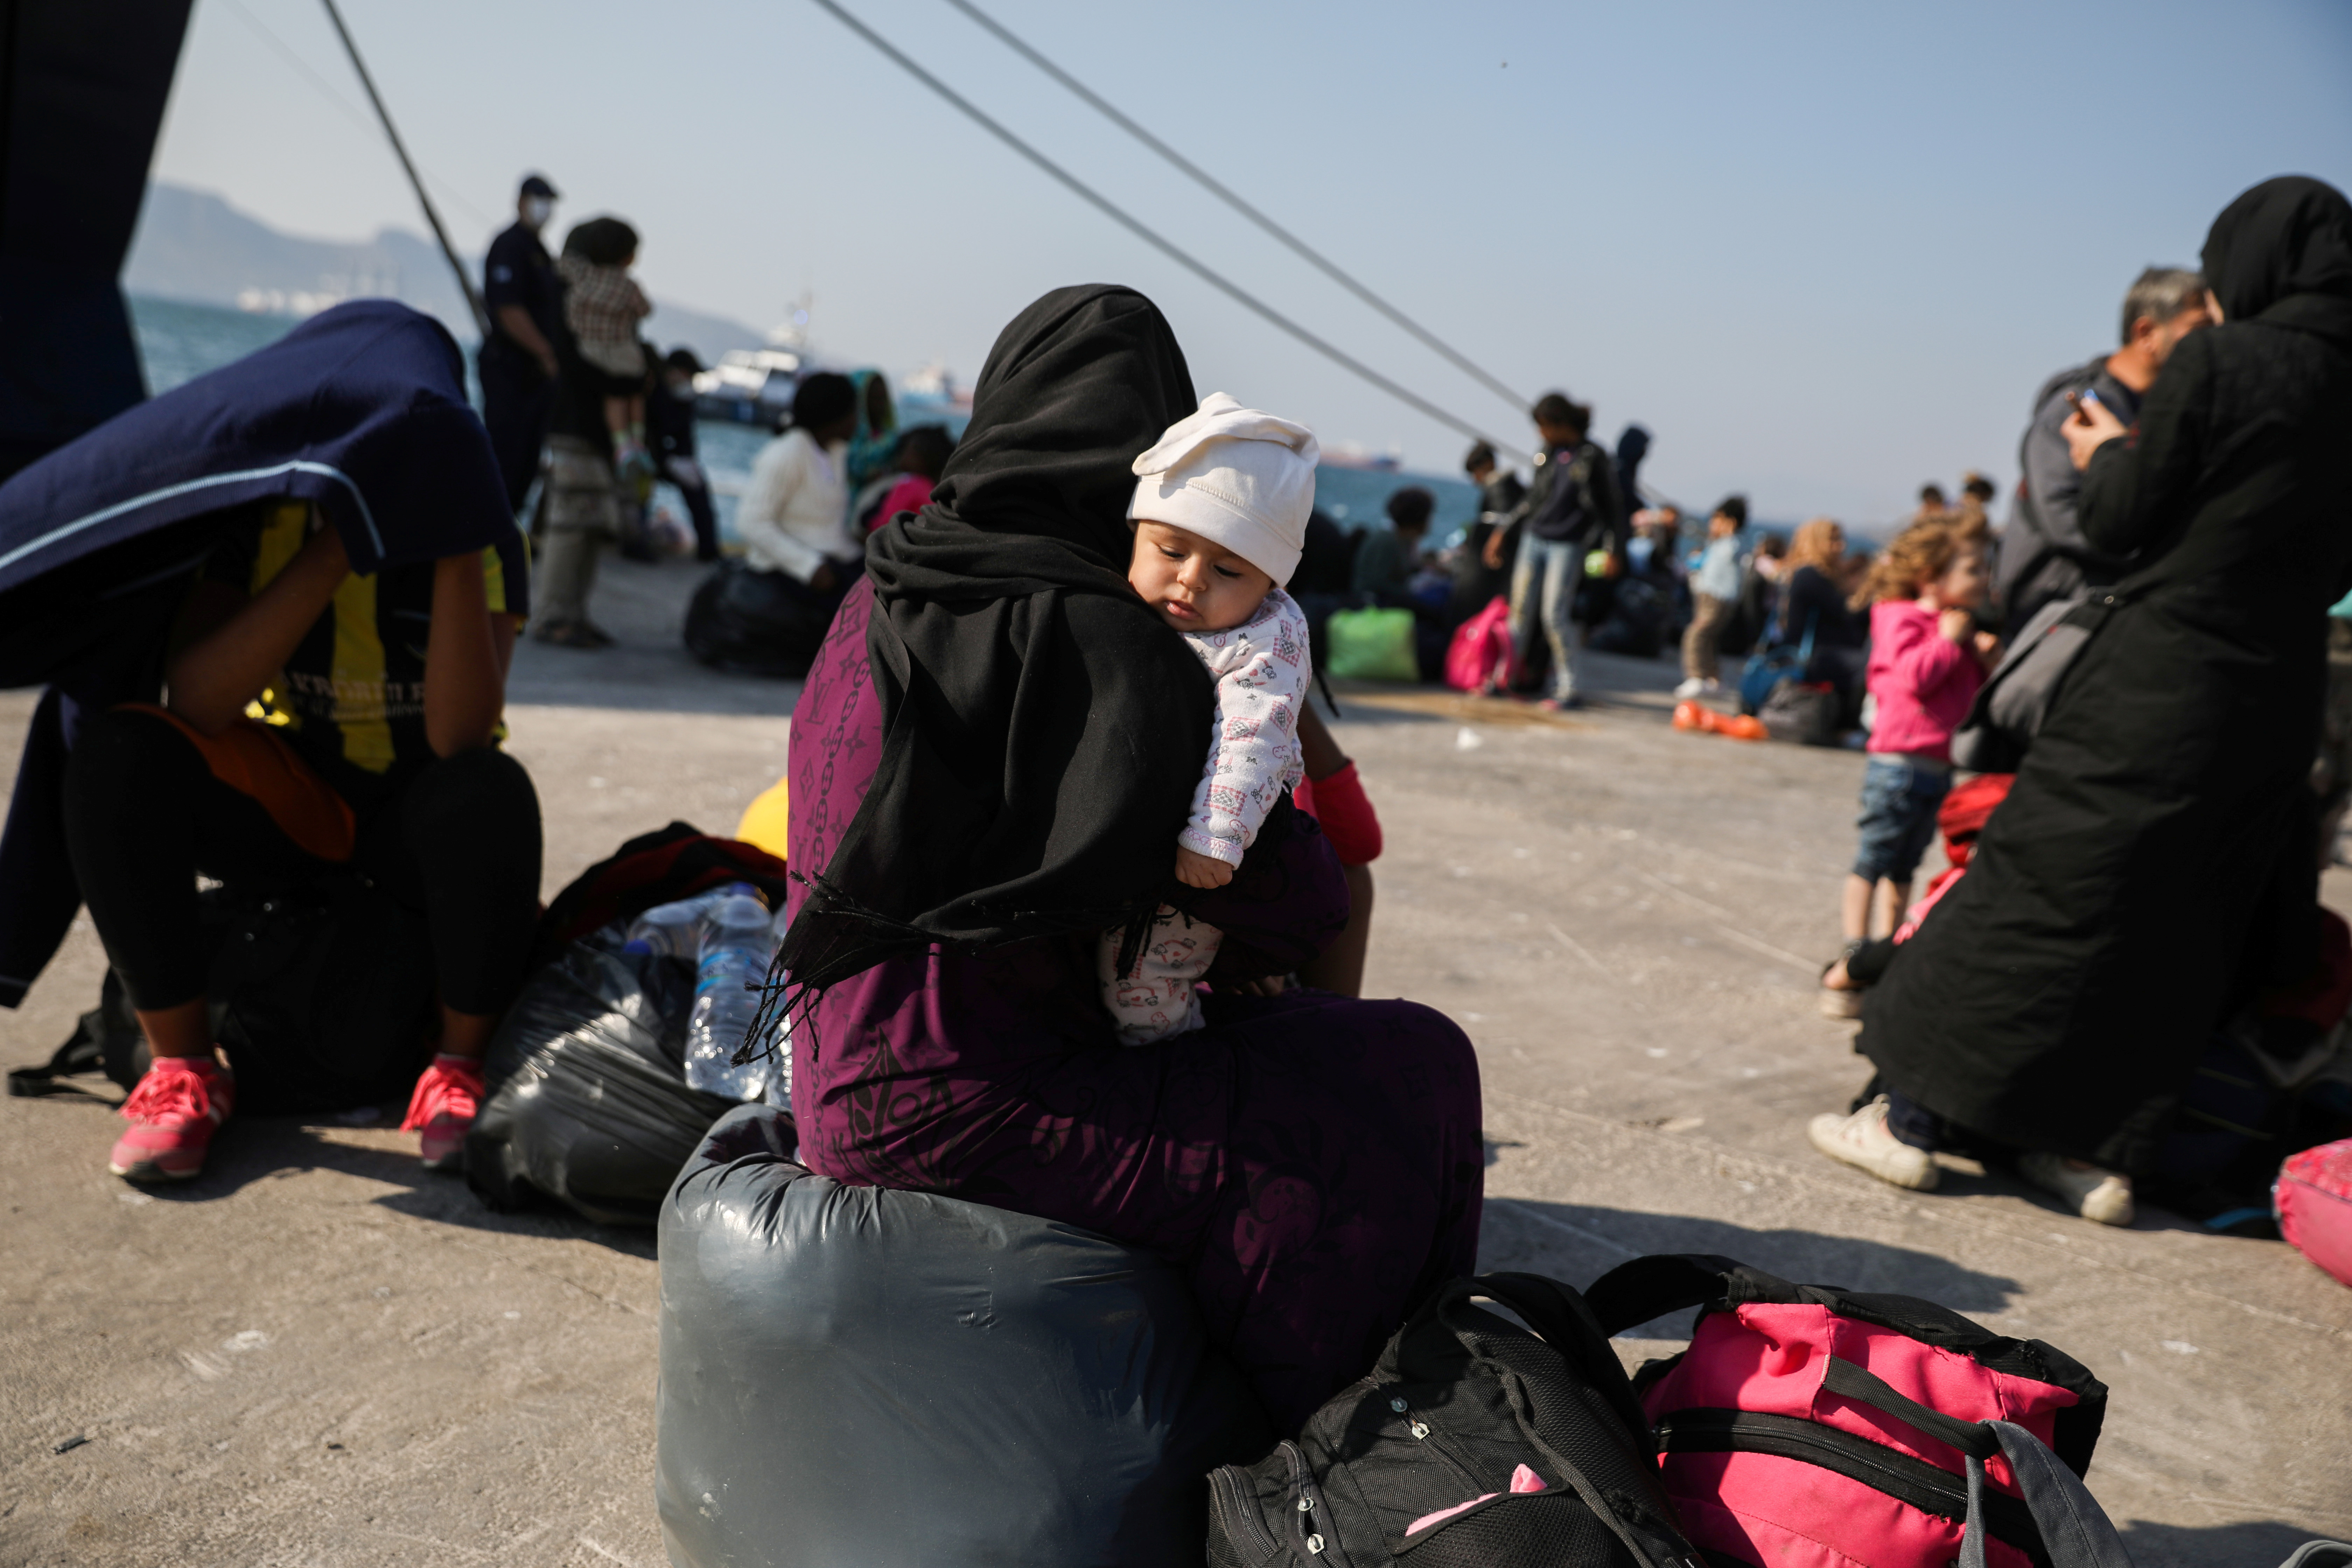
[2201,176,2352,323]
[777,285,1216,991]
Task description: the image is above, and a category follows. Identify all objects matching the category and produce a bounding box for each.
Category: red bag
[1443,594,1513,693]
[2279,1139,2352,1289]
[1587,1255,2124,1568]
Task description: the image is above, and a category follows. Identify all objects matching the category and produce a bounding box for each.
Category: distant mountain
[123,182,769,364]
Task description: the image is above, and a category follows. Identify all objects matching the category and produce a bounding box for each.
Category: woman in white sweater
[737,373,862,592]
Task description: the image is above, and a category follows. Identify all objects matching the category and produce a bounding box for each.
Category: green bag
[1325,606,1420,681]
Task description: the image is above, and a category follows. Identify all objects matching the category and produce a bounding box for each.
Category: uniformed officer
[478,174,564,514]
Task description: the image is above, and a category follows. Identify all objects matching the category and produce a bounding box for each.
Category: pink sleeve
[1885,616,1972,699]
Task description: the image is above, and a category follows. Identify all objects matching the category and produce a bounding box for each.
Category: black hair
[562,216,639,266]
[1386,486,1436,532]
[1531,392,1590,434]
[791,371,857,431]
[664,347,704,375]
[1918,483,1947,505]
[1713,494,1748,527]
[893,423,955,479]
[1961,471,1996,502]
[1463,441,1498,474]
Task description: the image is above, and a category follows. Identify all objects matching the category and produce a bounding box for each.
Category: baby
[556,217,654,477]
[1100,392,1318,1045]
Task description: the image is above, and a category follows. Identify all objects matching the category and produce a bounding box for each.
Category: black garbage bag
[656,1104,1274,1568]
[682,557,838,678]
[1587,574,1668,657]
[465,930,734,1226]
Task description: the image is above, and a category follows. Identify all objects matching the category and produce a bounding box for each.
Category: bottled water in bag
[684,883,777,1100]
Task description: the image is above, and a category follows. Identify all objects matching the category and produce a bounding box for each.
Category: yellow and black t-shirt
[202,501,529,798]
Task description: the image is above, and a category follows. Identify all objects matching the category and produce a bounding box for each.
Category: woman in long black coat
[1810,177,2352,1222]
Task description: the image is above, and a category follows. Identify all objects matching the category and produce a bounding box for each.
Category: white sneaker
[1807,1097,1939,1191]
[1702,678,1721,694]
[2018,1151,2134,1226]
[1673,677,1708,699]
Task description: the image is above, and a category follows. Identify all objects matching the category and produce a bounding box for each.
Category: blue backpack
[1739,607,1818,715]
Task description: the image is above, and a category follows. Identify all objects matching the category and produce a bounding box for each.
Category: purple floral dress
[787,582,1484,1430]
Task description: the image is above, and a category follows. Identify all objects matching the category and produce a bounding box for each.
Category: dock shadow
[1479,1198,2021,1340]
[131,1112,657,1260]
[2116,1518,2339,1568]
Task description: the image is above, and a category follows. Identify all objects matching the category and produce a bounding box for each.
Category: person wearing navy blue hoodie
[0,302,544,1184]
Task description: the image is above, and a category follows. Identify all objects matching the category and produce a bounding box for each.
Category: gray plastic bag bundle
[465,933,735,1226]
[656,1104,1274,1567]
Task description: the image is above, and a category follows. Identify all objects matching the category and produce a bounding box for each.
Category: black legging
[62,708,543,1016]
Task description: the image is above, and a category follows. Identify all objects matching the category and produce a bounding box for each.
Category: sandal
[533,620,605,649]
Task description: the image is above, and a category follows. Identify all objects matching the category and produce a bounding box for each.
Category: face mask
[524,198,553,227]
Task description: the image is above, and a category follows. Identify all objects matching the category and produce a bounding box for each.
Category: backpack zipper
[1209,1464,1281,1563]
[1280,1441,1331,1558]
[1383,1389,1492,1494]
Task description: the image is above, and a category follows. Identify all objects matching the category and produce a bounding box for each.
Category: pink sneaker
[401,1053,485,1171]
[110,1056,233,1182]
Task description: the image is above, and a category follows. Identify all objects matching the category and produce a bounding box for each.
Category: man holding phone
[1994,267,2209,628]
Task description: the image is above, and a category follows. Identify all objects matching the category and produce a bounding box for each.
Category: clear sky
[150,0,2352,524]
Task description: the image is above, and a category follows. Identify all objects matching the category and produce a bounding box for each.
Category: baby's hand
[1175,847,1235,889]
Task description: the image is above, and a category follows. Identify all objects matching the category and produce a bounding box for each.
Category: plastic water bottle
[684,884,776,1100]
[626,894,713,960]
[759,1004,793,1113]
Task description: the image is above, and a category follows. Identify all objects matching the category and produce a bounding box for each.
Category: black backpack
[1206,1273,1701,1568]
[8,876,435,1114]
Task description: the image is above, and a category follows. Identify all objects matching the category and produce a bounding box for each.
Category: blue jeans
[1508,536,1585,700]
[1852,755,1951,882]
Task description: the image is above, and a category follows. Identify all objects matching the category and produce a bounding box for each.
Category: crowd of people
[475,173,956,666]
[0,165,2345,1509]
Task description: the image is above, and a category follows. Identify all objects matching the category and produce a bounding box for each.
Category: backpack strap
[1818,1355,1998,1460]
[1960,1422,2134,1568]
[1581,1254,1752,1337]
[1428,1274,1699,1568]
[1440,1273,1652,1445]
[6,1026,106,1100]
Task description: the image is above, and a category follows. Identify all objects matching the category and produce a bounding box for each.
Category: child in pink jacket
[1826,517,2000,1014]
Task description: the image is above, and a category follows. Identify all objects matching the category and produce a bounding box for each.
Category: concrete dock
[5,554,2348,1565]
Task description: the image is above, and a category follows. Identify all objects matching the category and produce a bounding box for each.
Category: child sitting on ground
[1823,515,1999,1017]
[863,424,955,533]
[556,217,654,478]
[1100,393,1318,1044]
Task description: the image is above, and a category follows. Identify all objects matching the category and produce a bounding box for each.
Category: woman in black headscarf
[1813,177,2352,1223]
[778,286,1484,1431]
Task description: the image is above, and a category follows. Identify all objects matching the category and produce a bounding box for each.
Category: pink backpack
[1444,594,1514,693]
[1586,1255,2128,1568]
[2279,1138,2352,1288]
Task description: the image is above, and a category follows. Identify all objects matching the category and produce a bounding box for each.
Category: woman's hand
[1227,974,1292,998]
[1937,607,1974,643]
[2064,396,2129,471]
[1973,630,2001,665]
[166,522,349,735]
[1481,528,1510,571]
[1175,846,1235,889]
[424,552,509,757]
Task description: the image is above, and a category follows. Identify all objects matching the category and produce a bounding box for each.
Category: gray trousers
[536,436,621,629]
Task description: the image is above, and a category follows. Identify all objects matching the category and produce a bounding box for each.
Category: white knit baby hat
[1128,392,1320,586]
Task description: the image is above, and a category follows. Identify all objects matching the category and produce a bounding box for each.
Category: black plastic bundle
[682,558,837,678]
[656,1104,1274,1567]
[465,930,734,1225]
